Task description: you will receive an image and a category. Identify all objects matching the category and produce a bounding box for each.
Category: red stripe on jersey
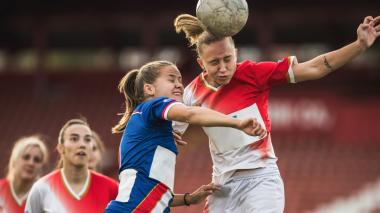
[249,135,270,159]
[161,102,175,120]
[0,179,26,213]
[133,182,168,212]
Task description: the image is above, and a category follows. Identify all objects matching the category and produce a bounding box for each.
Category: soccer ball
[196,0,249,37]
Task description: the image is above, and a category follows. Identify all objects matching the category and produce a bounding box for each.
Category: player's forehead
[200,38,235,60]
[158,65,182,78]
[65,124,92,137]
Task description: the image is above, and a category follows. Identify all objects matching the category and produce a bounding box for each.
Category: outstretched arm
[292,16,380,83]
[171,183,221,207]
[167,104,266,138]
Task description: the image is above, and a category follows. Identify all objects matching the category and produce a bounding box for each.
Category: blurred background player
[25,118,118,213]
[88,130,106,172]
[105,60,265,212]
[0,135,49,213]
[174,14,380,212]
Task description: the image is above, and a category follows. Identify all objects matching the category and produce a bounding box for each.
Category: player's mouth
[23,167,35,175]
[172,91,183,96]
[76,151,87,157]
[218,75,229,80]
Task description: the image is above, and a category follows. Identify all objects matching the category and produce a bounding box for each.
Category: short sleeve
[143,97,181,123]
[246,56,298,90]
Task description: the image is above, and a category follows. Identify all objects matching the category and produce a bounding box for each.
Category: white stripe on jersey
[150,190,172,213]
[10,180,26,205]
[163,102,185,120]
[25,180,67,213]
[116,169,137,202]
[149,145,176,191]
[203,103,267,153]
[288,56,298,84]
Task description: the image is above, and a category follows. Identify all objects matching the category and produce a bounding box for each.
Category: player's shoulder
[185,73,203,90]
[42,169,60,180]
[237,59,271,71]
[33,170,60,187]
[29,171,60,196]
[0,178,7,185]
[144,97,176,106]
[0,178,8,189]
[90,171,118,186]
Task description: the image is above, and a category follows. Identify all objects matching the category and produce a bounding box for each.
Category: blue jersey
[106,97,182,213]
[119,97,180,190]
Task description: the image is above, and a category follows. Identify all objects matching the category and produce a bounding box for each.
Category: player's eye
[32,156,42,163]
[23,154,31,161]
[210,61,219,66]
[224,57,231,62]
[70,137,79,142]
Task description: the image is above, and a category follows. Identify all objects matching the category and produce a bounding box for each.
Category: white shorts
[204,168,284,213]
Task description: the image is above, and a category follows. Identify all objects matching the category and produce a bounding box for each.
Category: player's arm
[171,183,220,207]
[166,104,266,137]
[292,16,379,83]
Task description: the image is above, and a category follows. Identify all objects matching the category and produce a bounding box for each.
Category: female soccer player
[25,118,118,213]
[174,14,380,212]
[0,135,48,213]
[105,60,266,212]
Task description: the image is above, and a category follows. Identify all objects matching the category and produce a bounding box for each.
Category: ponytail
[174,13,233,56]
[174,14,206,46]
[113,61,175,134]
[112,69,140,133]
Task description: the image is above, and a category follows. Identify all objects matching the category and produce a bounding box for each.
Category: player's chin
[171,94,184,102]
[217,79,231,86]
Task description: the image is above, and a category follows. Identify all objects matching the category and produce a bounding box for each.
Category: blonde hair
[7,135,49,181]
[56,118,91,168]
[112,61,175,133]
[174,14,235,56]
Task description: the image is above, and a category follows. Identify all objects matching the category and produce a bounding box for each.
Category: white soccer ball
[196,0,249,37]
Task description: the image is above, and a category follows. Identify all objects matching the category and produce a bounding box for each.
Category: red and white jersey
[0,179,26,213]
[25,169,118,213]
[181,57,296,184]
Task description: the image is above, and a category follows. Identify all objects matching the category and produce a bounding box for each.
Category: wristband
[184,193,191,206]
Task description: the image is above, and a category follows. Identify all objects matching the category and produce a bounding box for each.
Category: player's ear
[144,83,155,97]
[57,144,64,155]
[197,58,205,71]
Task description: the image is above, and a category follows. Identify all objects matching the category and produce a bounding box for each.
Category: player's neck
[62,165,89,184]
[11,177,32,199]
[204,73,222,88]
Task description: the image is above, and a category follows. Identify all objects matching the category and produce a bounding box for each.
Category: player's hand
[238,118,266,138]
[173,131,188,146]
[187,183,221,205]
[357,16,380,48]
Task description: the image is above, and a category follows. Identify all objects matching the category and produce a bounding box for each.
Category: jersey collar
[9,180,27,206]
[200,72,221,92]
[60,169,90,200]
